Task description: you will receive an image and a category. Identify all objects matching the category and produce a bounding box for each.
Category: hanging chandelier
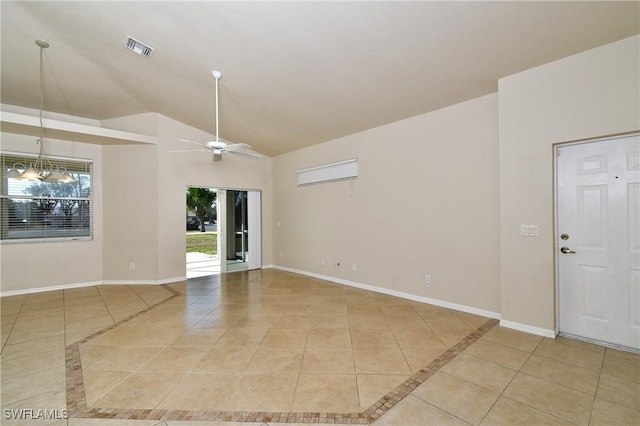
[6,40,75,183]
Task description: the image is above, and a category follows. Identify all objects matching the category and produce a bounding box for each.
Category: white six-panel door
[557,134,640,351]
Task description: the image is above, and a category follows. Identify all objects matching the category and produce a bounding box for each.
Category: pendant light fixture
[6,40,75,183]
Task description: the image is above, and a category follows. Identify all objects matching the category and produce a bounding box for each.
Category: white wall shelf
[297,158,358,186]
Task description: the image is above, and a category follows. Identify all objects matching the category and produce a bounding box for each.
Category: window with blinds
[1,152,93,241]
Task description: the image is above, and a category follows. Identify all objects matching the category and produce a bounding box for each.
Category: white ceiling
[2,1,638,156]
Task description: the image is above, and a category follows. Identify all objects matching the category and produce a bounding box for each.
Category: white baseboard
[102,276,186,286]
[0,276,186,297]
[271,265,501,320]
[500,319,557,338]
[0,281,103,297]
[1,266,558,340]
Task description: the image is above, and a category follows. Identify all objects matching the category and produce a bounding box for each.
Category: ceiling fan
[172,70,262,162]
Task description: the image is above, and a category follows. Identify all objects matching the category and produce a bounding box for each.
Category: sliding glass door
[217,189,261,272]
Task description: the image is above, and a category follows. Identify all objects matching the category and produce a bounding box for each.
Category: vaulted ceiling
[2,1,638,156]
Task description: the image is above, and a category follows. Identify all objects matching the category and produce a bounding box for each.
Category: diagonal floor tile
[83,370,131,407]
[441,353,517,393]
[84,345,163,371]
[353,347,411,374]
[302,347,355,374]
[589,397,640,426]
[463,339,530,370]
[596,372,640,411]
[412,371,499,425]
[503,373,593,425]
[156,372,242,410]
[372,394,471,426]
[357,374,410,410]
[401,348,447,373]
[224,373,298,412]
[520,353,599,395]
[194,345,259,373]
[94,371,184,409]
[601,352,640,383]
[306,328,351,348]
[137,346,208,372]
[0,365,66,406]
[533,338,604,371]
[350,329,399,348]
[260,328,308,347]
[293,374,360,413]
[246,347,304,373]
[480,326,542,352]
[479,396,571,425]
[392,328,447,349]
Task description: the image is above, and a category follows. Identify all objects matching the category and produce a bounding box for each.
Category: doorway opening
[185,186,262,278]
[186,187,219,278]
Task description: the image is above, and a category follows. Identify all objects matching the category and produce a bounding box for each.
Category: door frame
[553,131,640,349]
[217,187,262,273]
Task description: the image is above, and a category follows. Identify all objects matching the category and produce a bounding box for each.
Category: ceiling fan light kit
[171,70,262,162]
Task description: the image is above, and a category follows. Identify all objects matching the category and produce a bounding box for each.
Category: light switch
[520,225,539,236]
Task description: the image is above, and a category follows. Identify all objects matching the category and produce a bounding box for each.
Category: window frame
[1,151,94,243]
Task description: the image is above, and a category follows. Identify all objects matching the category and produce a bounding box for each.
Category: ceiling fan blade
[226,150,262,159]
[179,139,209,149]
[169,149,209,153]
[223,143,253,152]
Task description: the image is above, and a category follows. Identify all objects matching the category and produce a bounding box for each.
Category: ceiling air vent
[124,36,154,58]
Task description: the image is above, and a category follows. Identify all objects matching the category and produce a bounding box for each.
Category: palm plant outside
[186,187,216,232]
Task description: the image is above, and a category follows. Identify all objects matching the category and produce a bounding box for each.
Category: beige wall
[273,93,501,313]
[102,142,160,281]
[498,35,640,332]
[1,112,272,293]
[0,133,104,292]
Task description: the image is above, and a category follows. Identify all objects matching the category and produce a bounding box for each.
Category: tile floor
[0,269,638,425]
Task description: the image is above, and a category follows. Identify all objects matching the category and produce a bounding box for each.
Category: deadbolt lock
[560,234,569,240]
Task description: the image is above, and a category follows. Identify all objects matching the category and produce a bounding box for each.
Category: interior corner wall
[273,93,500,313]
[498,35,640,332]
[0,133,104,292]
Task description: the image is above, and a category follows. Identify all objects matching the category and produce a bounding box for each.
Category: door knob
[560,247,576,254]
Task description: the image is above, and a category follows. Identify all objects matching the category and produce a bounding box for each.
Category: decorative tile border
[65,282,498,424]
[66,284,182,415]
[362,318,498,424]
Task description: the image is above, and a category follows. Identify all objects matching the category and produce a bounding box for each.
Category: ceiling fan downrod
[212,70,222,143]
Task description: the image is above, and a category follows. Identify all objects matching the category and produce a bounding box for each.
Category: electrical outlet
[425,274,431,284]
[130,262,136,271]
[280,252,284,259]
[352,263,357,271]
